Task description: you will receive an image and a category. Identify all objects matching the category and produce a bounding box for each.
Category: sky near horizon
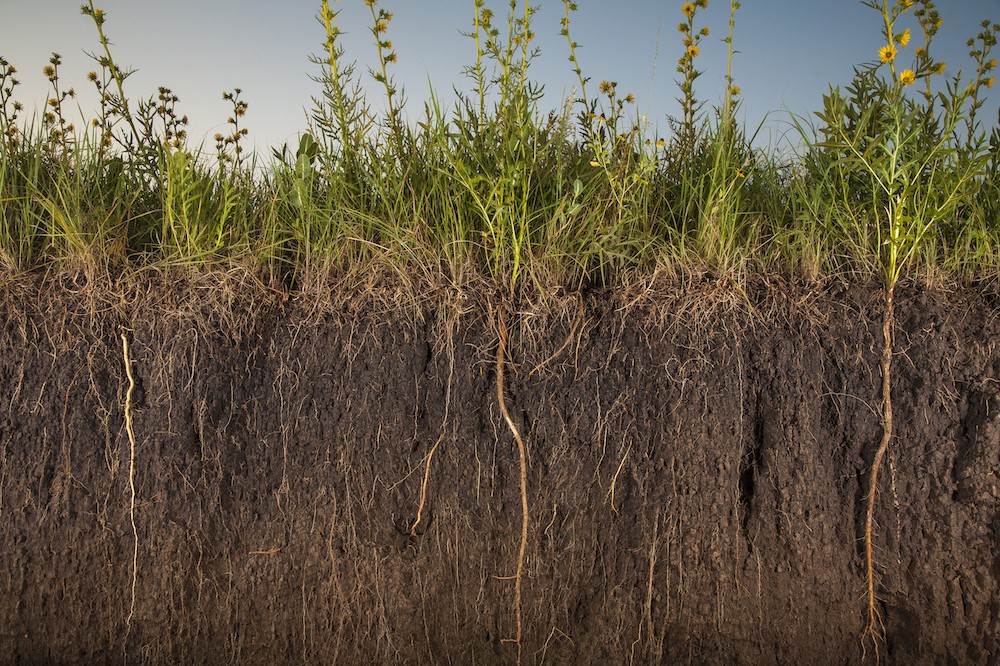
[2,0,998,155]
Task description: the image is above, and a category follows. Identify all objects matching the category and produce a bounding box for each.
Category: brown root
[862,283,894,660]
[496,305,529,662]
[120,329,140,638]
[410,433,444,537]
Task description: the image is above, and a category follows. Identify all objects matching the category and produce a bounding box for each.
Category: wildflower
[934,61,946,74]
[624,93,635,103]
[897,28,911,47]
[986,58,997,71]
[678,23,687,32]
[87,71,98,82]
[656,138,666,148]
[986,76,996,89]
[731,85,742,96]
[43,65,55,78]
[687,44,700,58]
[879,43,897,63]
[899,69,916,85]
[700,26,710,36]
[682,3,696,18]
[914,47,927,59]
[599,80,615,95]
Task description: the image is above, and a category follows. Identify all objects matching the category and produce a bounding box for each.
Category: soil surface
[0,274,998,665]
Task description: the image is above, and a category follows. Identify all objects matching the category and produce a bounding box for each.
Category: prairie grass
[0,0,996,291]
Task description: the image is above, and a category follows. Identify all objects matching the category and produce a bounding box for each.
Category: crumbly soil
[0,272,997,665]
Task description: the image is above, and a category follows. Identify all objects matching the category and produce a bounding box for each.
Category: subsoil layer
[1,275,998,665]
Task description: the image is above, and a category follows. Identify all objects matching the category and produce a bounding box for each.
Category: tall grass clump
[0,0,994,290]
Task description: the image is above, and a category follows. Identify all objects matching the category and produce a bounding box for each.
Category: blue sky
[2,0,998,154]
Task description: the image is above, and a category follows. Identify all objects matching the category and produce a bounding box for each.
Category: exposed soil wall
[1,275,998,664]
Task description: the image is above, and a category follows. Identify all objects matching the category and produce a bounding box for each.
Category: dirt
[0,273,998,665]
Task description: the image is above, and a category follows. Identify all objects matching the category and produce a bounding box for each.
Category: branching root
[496,306,529,662]
[410,433,444,537]
[862,285,894,660]
[120,329,140,639]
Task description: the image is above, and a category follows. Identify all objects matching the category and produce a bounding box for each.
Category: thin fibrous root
[120,329,140,640]
[862,283,894,661]
[410,433,444,537]
[609,441,632,514]
[527,296,584,379]
[497,305,529,662]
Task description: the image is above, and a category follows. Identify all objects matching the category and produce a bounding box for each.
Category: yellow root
[497,306,529,661]
[120,330,139,636]
[862,284,894,660]
[410,433,444,537]
[609,441,632,514]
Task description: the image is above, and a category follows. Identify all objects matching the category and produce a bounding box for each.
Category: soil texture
[0,275,998,664]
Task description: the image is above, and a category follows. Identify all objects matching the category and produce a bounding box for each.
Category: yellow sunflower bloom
[899,69,915,86]
[687,44,700,58]
[986,76,996,89]
[681,2,696,18]
[897,28,911,47]
[879,43,897,64]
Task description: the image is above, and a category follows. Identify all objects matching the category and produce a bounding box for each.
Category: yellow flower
[678,22,687,33]
[700,26,710,37]
[986,76,996,89]
[897,28,911,47]
[914,47,927,59]
[731,85,742,96]
[687,44,700,58]
[934,61,946,75]
[986,58,997,70]
[681,3,696,18]
[899,69,915,86]
[879,43,897,64]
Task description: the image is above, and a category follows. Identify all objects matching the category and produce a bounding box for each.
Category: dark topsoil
[0,273,998,665]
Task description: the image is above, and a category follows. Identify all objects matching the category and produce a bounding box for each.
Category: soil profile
[1,274,997,664]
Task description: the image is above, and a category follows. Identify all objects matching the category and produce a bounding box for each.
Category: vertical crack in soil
[738,392,764,549]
